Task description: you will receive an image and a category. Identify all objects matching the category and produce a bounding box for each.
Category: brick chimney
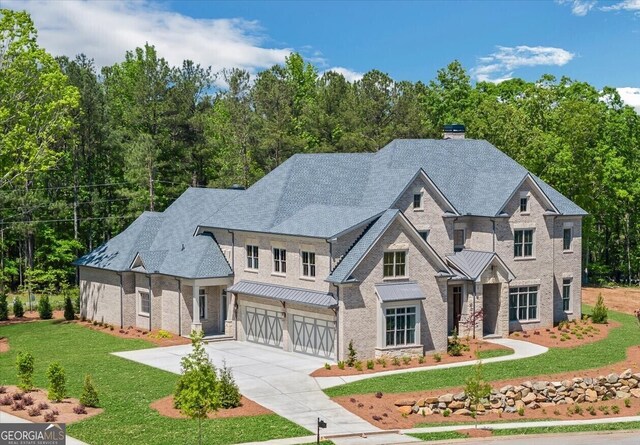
[443,124,465,140]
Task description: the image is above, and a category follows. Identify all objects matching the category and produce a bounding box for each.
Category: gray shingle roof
[374,281,426,302]
[227,280,337,308]
[446,249,515,281]
[201,139,586,239]
[75,188,239,278]
[327,209,400,283]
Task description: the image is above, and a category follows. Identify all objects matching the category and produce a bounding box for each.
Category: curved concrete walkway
[314,339,548,389]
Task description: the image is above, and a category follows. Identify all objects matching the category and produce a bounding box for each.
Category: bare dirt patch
[333,344,640,430]
[584,286,640,315]
[75,320,190,346]
[456,428,494,438]
[311,340,511,377]
[509,318,616,349]
[0,385,102,424]
[150,394,271,419]
[0,337,8,353]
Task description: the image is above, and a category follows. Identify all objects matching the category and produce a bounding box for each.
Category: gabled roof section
[390,168,459,215]
[327,209,450,284]
[227,280,336,308]
[532,175,588,216]
[496,173,559,216]
[446,250,515,282]
[75,187,239,279]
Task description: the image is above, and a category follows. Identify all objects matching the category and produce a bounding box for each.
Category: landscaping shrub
[38,402,49,410]
[12,392,23,400]
[592,293,608,324]
[392,357,401,366]
[433,353,442,362]
[418,355,425,364]
[38,295,53,320]
[27,406,41,417]
[0,395,12,406]
[366,360,375,370]
[80,374,99,408]
[337,361,345,370]
[0,294,8,321]
[625,398,631,408]
[612,405,620,414]
[218,361,241,409]
[63,295,75,321]
[12,298,24,318]
[22,394,33,406]
[46,362,67,402]
[442,408,451,417]
[43,411,57,422]
[324,363,331,370]
[354,361,363,371]
[517,406,525,416]
[16,351,35,391]
[346,340,357,367]
[12,400,25,411]
[73,404,87,415]
[447,329,463,356]
[0,386,6,394]
[464,358,491,428]
[402,356,411,365]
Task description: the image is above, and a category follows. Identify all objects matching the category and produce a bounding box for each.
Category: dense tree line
[1,9,639,294]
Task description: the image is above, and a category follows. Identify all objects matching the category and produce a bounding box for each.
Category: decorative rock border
[395,369,640,416]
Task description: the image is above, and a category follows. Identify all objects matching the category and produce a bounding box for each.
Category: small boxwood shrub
[0,294,8,321]
[38,295,53,320]
[47,362,67,402]
[13,298,24,318]
[16,352,35,391]
[63,295,75,321]
[80,374,99,408]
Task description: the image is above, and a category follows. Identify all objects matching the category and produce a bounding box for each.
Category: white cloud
[322,67,364,82]
[472,46,575,83]
[601,0,640,12]
[5,0,292,74]
[617,87,640,113]
[558,0,597,16]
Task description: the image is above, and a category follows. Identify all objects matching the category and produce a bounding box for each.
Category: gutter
[117,272,124,329]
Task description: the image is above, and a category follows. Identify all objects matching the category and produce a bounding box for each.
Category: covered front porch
[182,277,234,337]
[446,250,515,338]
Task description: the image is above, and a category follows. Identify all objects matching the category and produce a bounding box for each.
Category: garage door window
[385,306,416,346]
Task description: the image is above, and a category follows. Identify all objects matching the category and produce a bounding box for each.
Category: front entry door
[452,286,463,333]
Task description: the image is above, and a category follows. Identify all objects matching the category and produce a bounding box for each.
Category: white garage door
[244,306,283,348]
[291,314,335,359]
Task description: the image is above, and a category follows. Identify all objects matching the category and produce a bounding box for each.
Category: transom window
[520,196,529,213]
[509,286,538,321]
[139,291,150,315]
[246,245,259,270]
[562,278,571,312]
[301,251,316,278]
[563,228,573,251]
[199,288,207,319]
[385,306,417,346]
[413,192,423,209]
[514,229,534,257]
[273,248,287,274]
[383,251,406,278]
[454,229,465,252]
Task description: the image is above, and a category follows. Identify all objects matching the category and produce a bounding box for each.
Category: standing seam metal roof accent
[227,280,336,308]
[374,281,426,302]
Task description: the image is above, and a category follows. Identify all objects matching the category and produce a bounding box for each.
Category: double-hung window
[383,251,406,278]
[413,192,423,210]
[509,286,538,321]
[562,278,572,312]
[246,245,259,270]
[301,251,316,278]
[139,291,150,315]
[514,229,534,258]
[385,306,417,346]
[520,196,529,213]
[563,228,573,252]
[273,248,287,274]
[199,288,207,320]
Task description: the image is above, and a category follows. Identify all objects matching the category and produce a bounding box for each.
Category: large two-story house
[75,127,586,360]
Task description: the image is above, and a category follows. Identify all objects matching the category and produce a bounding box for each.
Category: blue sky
[7,0,640,109]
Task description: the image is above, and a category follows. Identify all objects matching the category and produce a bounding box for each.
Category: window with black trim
[514,229,534,258]
[383,251,406,278]
[301,251,316,277]
[385,306,416,346]
[509,286,538,321]
[273,248,287,274]
[246,245,259,270]
[413,193,423,210]
[199,288,207,319]
[520,196,529,213]
[563,228,572,251]
[562,278,571,311]
[418,230,429,242]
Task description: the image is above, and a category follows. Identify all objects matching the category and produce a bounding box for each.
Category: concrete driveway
[113,341,380,436]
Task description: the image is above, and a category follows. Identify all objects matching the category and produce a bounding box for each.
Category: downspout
[335,285,340,362]
[147,274,152,332]
[117,272,124,329]
[174,277,182,336]
[491,219,496,252]
[553,215,557,318]
[472,281,477,339]
[226,230,235,270]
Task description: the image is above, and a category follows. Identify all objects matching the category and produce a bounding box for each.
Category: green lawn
[0,321,309,445]
[325,306,640,397]
[477,348,514,359]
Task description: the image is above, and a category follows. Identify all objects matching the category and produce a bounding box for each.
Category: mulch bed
[0,385,102,424]
[311,340,511,377]
[150,394,271,419]
[75,320,191,346]
[509,318,617,349]
[333,344,640,430]
[0,310,65,326]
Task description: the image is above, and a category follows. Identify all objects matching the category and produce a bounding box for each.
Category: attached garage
[229,280,337,359]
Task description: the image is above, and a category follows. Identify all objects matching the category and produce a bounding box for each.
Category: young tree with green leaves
[46,362,67,402]
[16,351,35,391]
[174,330,220,445]
[464,358,492,428]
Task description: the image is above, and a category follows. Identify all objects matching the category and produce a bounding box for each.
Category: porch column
[192,282,202,333]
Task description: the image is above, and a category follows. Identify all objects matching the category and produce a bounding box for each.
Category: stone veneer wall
[394,369,640,417]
